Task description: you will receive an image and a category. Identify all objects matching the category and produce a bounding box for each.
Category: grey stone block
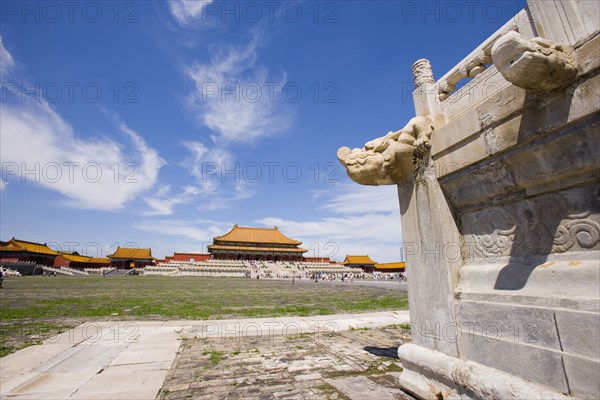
[563,353,600,399]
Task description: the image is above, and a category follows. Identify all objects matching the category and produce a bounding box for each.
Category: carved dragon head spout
[491,31,578,91]
[337,116,434,186]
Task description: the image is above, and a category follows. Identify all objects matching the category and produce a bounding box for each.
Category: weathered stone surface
[159,323,412,400]
[397,170,461,358]
[412,59,434,87]
[337,116,434,185]
[337,1,600,398]
[398,343,570,399]
[70,365,170,400]
[0,312,411,399]
[562,353,600,399]
[326,376,398,400]
[456,254,600,309]
[0,343,72,385]
[455,301,561,349]
[528,0,600,46]
[459,183,600,261]
[492,31,578,91]
[554,311,600,360]
[458,332,568,393]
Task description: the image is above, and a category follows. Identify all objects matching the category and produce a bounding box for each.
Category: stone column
[411,59,439,117]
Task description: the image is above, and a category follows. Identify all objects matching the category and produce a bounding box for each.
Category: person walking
[0,268,5,288]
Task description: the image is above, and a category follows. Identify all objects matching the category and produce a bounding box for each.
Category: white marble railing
[41,266,73,276]
[435,11,523,101]
[1,268,22,277]
[84,267,115,275]
[61,266,90,275]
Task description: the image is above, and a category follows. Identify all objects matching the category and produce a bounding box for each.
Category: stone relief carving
[491,31,579,91]
[336,116,434,185]
[462,185,600,261]
[471,210,516,261]
[412,59,434,87]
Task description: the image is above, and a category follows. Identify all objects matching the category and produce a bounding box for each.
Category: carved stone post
[411,59,439,118]
[392,60,463,397]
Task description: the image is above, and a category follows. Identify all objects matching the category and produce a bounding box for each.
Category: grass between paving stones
[322,360,403,379]
[0,321,76,357]
[0,276,408,357]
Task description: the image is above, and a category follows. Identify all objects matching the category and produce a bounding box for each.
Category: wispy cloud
[168,0,213,27]
[187,35,293,144]
[0,44,165,211]
[143,185,200,216]
[0,36,15,76]
[257,185,404,262]
[175,34,293,210]
[181,140,232,183]
[134,182,404,262]
[133,218,231,244]
[179,140,254,210]
[318,184,400,215]
[256,212,403,262]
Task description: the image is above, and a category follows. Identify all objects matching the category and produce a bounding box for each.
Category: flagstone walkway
[0,311,411,399]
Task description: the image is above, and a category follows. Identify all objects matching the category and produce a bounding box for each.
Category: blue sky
[0,0,526,262]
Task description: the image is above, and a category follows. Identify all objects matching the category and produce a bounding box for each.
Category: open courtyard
[0,276,412,399]
[0,276,408,357]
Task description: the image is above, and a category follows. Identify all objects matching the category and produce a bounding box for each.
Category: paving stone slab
[1,311,410,400]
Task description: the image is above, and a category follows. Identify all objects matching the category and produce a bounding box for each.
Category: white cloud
[256,212,403,263]
[168,0,213,27]
[256,184,404,262]
[133,218,231,245]
[134,183,404,262]
[0,36,15,76]
[175,35,294,211]
[318,184,400,214]
[187,36,293,144]
[0,180,7,191]
[182,140,232,183]
[0,45,164,211]
[143,185,200,216]
[0,100,165,210]
[178,140,257,211]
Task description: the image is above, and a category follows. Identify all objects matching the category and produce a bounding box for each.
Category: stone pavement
[0,311,411,400]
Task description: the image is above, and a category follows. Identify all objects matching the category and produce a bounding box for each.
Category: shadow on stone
[363,346,398,359]
[493,89,575,290]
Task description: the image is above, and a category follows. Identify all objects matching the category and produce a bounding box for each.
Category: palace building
[342,255,377,272]
[155,252,211,265]
[107,247,154,269]
[0,238,58,266]
[208,225,307,261]
[53,252,110,269]
[374,262,406,273]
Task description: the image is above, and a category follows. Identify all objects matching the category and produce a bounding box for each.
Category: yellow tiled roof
[375,262,406,270]
[208,244,307,253]
[0,242,25,252]
[59,253,110,264]
[1,238,59,255]
[342,255,377,265]
[214,225,302,245]
[59,253,91,263]
[88,257,110,264]
[108,247,153,260]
